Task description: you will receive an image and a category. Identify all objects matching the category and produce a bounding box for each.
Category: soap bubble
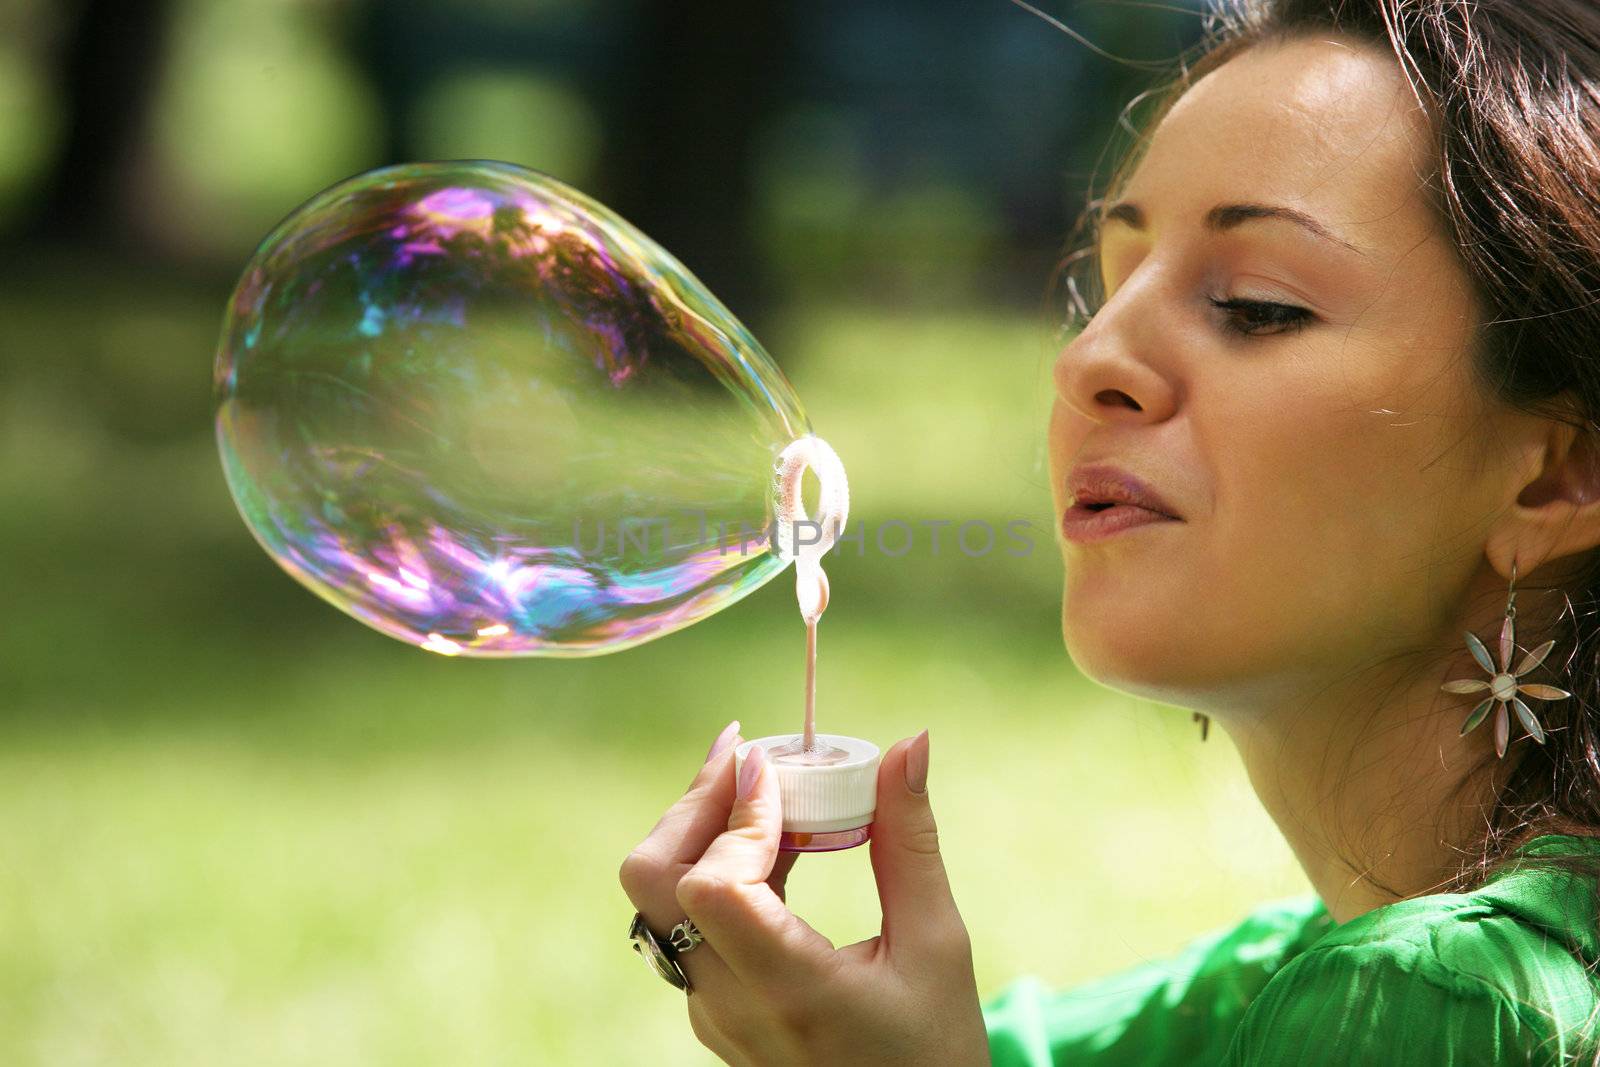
[214,160,819,656]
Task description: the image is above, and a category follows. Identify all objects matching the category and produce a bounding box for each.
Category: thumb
[869,729,964,962]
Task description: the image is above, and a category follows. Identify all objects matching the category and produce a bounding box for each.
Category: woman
[619,0,1600,1062]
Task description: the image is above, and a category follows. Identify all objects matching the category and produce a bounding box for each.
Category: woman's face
[1048,34,1546,713]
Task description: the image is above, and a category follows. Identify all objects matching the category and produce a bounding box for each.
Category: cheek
[1201,363,1486,664]
[1046,398,1083,514]
[1217,412,1386,645]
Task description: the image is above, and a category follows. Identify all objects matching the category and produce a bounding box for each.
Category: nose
[1052,277,1179,426]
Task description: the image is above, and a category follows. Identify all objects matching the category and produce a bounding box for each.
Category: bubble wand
[734,435,881,851]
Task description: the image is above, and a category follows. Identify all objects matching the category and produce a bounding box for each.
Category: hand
[618,723,991,1067]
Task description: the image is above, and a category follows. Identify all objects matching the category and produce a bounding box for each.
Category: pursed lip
[1064,463,1183,520]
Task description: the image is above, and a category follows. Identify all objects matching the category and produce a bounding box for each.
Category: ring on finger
[629,911,706,993]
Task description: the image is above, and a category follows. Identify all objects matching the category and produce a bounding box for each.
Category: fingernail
[706,719,740,764]
[905,729,929,795]
[737,743,766,800]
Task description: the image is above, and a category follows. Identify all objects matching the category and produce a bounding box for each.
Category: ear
[1487,412,1600,580]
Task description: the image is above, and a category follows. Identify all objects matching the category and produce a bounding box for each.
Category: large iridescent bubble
[215,160,821,657]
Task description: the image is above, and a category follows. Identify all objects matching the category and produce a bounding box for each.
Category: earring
[1193,710,1210,741]
[1440,559,1572,758]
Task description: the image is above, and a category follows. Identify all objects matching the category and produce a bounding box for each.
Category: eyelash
[1067,295,1315,338]
[1208,296,1314,337]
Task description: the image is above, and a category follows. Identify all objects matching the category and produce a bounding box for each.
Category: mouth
[1063,463,1184,523]
[1060,500,1180,543]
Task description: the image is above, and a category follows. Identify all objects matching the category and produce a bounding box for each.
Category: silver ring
[629,911,704,994]
[667,917,704,955]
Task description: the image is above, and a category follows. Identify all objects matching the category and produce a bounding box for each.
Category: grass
[0,271,1308,1065]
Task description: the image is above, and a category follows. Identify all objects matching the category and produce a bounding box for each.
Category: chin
[1060,590,1204,706]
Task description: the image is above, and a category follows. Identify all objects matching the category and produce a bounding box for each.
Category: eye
[1209,297,1314,337]
[1064,294,1317,338]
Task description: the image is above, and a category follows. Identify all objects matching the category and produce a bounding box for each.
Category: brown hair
[1052,0,1600,1012]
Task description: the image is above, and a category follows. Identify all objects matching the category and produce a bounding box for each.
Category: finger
[678,743,836,989]
[632,724,744,869]
[767,849,801,903]
[631,902,742,1001]
[621,735,746,1000]
[869,730,968,967]
[619,724,764,1003]
[620,740,739,925]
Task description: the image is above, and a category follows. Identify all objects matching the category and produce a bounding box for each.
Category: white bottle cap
[734,734,880,834]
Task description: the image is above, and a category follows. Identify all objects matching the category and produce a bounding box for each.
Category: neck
[1224,691,1498,925]
[1213,579,1544,925]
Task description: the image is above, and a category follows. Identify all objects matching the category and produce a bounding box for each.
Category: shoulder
[1182,890,1337,961]
[982,893,1343,1067]
[1223,892,1599,1065]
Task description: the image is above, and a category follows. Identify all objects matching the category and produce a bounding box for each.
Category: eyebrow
[1099,199,1370,257]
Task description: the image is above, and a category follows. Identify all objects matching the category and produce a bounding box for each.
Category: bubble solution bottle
[732,437,879,853]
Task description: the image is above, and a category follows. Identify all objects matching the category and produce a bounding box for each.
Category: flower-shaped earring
[1440,560,1571,758]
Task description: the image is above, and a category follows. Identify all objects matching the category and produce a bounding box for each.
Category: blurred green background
[0,0,1308,1063]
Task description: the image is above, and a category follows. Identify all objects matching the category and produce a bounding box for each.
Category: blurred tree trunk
[597,1,790,325]
[29,0,172,244]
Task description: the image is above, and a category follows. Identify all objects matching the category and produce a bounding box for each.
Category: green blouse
[982,835,1600,1065]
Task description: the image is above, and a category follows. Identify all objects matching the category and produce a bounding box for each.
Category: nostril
[1094,389,1141,411]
